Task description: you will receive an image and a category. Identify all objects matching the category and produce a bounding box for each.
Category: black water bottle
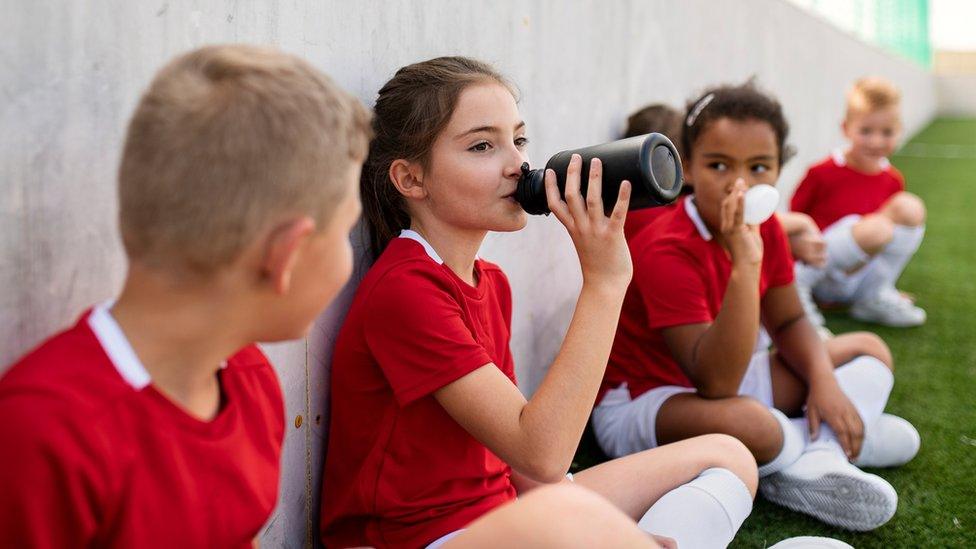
[514,133,683,216]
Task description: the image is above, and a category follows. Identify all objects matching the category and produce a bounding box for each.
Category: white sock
[800,356,892,457]
[639,467,753,549]
[860,225,925,298]
[824,222,870,272]
[834,355,893,429]
[758,408,806,476]
[792,416,844,455]
[795,262,826,289]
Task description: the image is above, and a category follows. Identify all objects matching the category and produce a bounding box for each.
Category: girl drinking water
[319,57,758,549]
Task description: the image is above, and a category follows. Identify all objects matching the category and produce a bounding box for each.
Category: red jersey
[0,304,284,548]
[791,151,905,230]
[321,232,518,549]
[624,203,679,241]
[602,197,795,400]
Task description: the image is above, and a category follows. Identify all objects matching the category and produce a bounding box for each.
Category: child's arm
[662,180,763,398]
[777,212,826,267]
[435,156,634,483]
[762,285,864,459]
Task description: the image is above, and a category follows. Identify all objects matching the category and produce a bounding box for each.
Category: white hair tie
[686,93,715,127]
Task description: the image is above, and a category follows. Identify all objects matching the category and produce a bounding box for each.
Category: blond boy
[0,44,371,546]
[791,77,926,327]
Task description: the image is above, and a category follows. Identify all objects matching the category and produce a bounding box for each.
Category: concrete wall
[1,1,936,546]
[938,75,976,116]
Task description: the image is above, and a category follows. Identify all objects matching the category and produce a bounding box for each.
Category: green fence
[788,0,931,67]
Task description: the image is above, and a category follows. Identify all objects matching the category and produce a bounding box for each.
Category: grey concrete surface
[1,1,936,547]
[938,75,976,116]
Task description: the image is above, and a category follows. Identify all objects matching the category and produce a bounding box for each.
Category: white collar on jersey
[832,148,890,170]
[87,301,152,390]
[87,301,228,391]
[684,197,713,241]
[399,229,445,264]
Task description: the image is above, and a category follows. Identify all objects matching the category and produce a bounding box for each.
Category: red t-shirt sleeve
[0,397,106,548]
[635,245,713,330]
[363,263,495,406]
[762,217,796,289]
[790,168,819,214]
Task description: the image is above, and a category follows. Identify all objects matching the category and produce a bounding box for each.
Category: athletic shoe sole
[760,470,897,531]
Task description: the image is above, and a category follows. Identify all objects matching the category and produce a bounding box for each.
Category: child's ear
[261,217,316,294]
[682,163,694,186]
[389,159,427,200]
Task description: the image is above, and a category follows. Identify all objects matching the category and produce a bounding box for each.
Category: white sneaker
[850,287,926,327]
[855,413,921,468]
[769,536,854,549]
[797,283,827,327]
[760,448,897,531]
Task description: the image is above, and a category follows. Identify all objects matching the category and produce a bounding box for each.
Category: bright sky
[930,0,976,51]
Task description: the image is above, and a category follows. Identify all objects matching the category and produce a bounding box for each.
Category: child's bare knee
[886,192,926,226]
[853,215,895,253]
[851,331,893,369]
[715,398,782,464]
[514,484,638,546]
[696,433,758,493]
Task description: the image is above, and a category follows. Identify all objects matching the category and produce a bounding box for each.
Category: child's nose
[504,147,527,179]
[734,169,758,187]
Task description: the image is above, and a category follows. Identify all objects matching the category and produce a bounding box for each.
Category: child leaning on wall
[320,56,762,549]
[620,101,830,320]
[0,44,371,547]
[791,77,927,328]
[594,81,920,533]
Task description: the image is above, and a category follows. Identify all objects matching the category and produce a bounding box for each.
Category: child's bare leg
[573,435,756,548]
[845,192,924,269]
[770,332,893,415]
[656,395,784,464]
[879,191,926,227]
[573,434,757,517]
[442,483,659,549]
[850,214,895,257]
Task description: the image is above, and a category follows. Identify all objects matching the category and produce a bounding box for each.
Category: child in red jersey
[0,45,371,548]
[792,77,926,328]
[320,57,760,549]
[620,104,829,305]
[594,82,921,532]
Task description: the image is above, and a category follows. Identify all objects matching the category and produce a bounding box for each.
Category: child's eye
[882,129,894,137]
[752,164,770,174]
[515,136,529,149]
[469,141,492,152]
[707,162,728,171]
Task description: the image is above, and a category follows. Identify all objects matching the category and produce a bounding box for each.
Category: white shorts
[426,530,463,549]
[815,214,883,303]
[592,351,774,458]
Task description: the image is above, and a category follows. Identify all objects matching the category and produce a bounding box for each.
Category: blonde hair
[118,44,372,275]
[846,77,901,118]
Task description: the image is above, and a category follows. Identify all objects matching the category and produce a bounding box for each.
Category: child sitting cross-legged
[593,82,921,532]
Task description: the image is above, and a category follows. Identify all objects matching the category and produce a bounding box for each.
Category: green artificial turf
[573,119,976,548]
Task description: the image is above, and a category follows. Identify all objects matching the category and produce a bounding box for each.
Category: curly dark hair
[681,80,795,168]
